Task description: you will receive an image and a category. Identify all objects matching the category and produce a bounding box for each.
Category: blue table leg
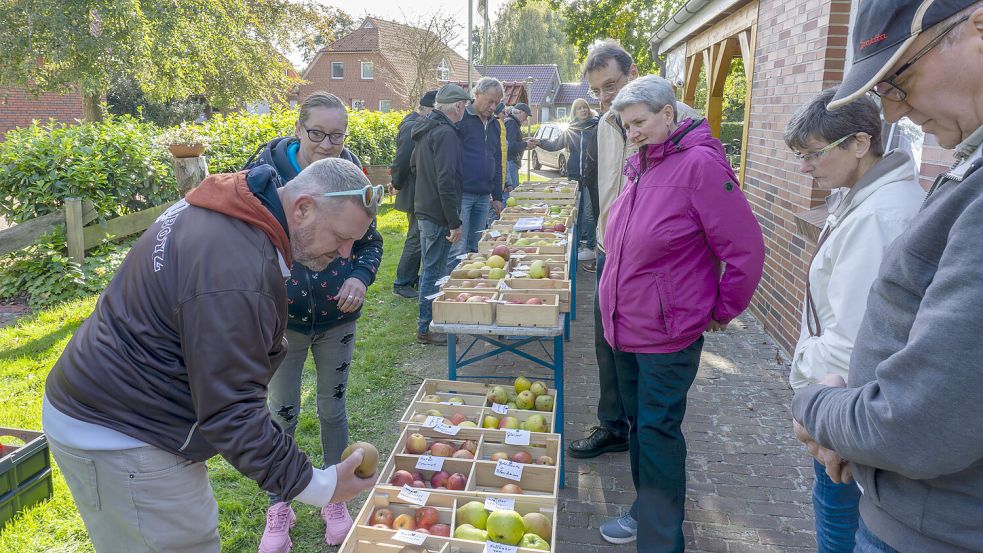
[448,333,457,380]
[564,313,570,341]
[554,334,565,488]
[570,222,578,321]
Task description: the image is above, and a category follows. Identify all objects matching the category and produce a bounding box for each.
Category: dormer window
[436,58,450,81]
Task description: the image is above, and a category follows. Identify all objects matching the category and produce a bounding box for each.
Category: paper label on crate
[484,496,516,512]
[393,529,429,545]
[433,421,461,435]
[425,291,444,301]
[422,415,443,428]
[510,252,526,260]
[515,264,530,270]
[435,276,450,286]
[397,485,431,506]
[504,429,531,446]
[491,403,509,415]
[488,230,502,238]
[484,541,519,553]
[415,454,445,471]
[510,271,528,278]
[458,253,470,260]
[514,217,544,232]
[494,459,524,481]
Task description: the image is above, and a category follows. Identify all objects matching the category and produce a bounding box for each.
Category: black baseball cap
[514,103,532,116]
[829,0,977,110]
[420,90,437,108]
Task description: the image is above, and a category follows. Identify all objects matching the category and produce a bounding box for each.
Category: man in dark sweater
[411,84,469,345]
[792,1,983,551]
[391,90,436,299]
[43,158,378,553]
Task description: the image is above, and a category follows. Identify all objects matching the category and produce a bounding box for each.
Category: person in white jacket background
[784,87,925,553]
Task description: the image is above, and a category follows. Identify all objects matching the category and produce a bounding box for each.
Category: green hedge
[720,122,744,148]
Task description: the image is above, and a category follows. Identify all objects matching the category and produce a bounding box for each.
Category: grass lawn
[0,199,441,552]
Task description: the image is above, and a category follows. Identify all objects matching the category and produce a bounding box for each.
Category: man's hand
[707,320,728,332]
[491,200,503,215]
[329,448,376,504]
[525,138,540,148]
[447,228,462,243]
[386,183,396,196]
[793,418,853,485]
[336,278,367,313]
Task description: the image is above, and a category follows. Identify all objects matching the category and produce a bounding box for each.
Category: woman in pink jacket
[598,75,765,552]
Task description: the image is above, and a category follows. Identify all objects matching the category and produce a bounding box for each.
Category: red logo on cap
[860,33,888,49]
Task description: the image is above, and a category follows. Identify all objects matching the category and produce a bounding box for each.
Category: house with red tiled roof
[300,17,474,112]
[476,64,559,124]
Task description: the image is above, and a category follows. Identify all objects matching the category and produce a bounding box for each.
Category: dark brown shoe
[417,331,448,345]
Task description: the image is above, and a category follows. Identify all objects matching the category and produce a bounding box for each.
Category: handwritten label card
[393,530,428,545]
[415,455,445,471]
[504,429,531,446]
[433,421,461,436]
[484,496,516,512]
[484,541,518,553]
[491,403,509,415]
[494,459,524,482]
[397,485,431,506]
[422,415,442,428]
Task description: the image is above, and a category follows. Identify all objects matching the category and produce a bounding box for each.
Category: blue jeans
[615,336,705,553]
[813,458,861,552]
[854,517,900,553]
[418,219,453,333]
[507,160,519,190]
[394,210,421,288]
[267,323,357,503]
[593,253,629,438]
[447,192,491,271]
[576,180,596,249]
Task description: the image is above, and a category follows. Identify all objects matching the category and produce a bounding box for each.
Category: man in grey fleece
[792,1,983,551]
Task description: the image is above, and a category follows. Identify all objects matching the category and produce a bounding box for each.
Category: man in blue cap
[792,2,983,551]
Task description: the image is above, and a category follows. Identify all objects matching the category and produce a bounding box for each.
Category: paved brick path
[454,265,817,552]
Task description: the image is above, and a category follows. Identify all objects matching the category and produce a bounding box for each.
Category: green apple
[506,196,517,207]
[487,386,509,405]
[456,501,489,530]
[488,267,506,280]
[498,416,521,430]
[529,381,548,397]
[522,512,552,542]
[453,523,489,542]
[486,255,507,269]
[486,510,526,545]
[421,394,442,403]
[482,415,500,429]
[446,396,465,405]
[528,261,548,279]
[534,394,554,412]
[519,533,551,550]
[514,376,531,393]
[515,390,536,410]
[521,414,549,433]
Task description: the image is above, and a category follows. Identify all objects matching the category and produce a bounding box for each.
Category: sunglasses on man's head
[318,184,386,207]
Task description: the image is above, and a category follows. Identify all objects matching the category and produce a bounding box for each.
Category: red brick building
[299,18,473,112]
[651,0,954,353]
[0,87,84,137]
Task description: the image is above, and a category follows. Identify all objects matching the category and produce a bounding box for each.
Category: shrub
[720,122,744,149]
[344,109,406,166]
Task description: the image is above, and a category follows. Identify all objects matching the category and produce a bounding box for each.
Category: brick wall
[0,87,84,137]
[743,0,852,353]
[299,52,408,112]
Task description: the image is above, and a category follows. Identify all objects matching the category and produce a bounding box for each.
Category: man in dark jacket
[242,91,384,550]
[446,77,505,271]
[411,84,468,345]
[504,103,532,191]
[43,158,377,553]
[391,90,436,299]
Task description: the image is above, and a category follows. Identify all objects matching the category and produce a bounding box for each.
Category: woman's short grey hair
[474,77,504,97]
[285,157,377,217]
[611,75,678,123]
[785,88,884,157]
[299,91,347,126]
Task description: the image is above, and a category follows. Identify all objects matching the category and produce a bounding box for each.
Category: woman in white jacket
[784,88,925,553]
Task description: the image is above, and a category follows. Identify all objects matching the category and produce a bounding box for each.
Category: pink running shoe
[321,502,353,545]
[258,502,296,553]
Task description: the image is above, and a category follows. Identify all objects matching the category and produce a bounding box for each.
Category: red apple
[553,223,566,232]
[500,483,524,494]
[429,523,452,537]
[456,292,471,302]
[449,413,468,426]
[390,470,414,487]
[492,244,510,259]
[511,450,533,464]
[411,471,425,483]
[415,528,431,535]
[526,297,544,305]
[452,449,474,459]
[415,506,440,530]
[392,513,416,531]
[370,508,394,527]
[447,472,467,490]
[430,470,450,488]
[429,442,455,457]
[412,480,428,488]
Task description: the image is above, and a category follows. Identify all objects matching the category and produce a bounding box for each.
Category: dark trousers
[616,336,704,553]
[394,210,421,288]
[594,253,629,437]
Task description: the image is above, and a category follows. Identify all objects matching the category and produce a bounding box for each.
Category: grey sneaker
[600,513,638,544]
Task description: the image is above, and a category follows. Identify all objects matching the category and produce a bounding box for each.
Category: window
[541,108,550,122]
[361,61,374,80]
[351,99,365,110]
[331,62,344,79]
[379,100,392,113]
[556,107,568,119]
[436,58,450,81]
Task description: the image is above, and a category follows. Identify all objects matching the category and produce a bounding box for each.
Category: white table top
[430,314,564,337]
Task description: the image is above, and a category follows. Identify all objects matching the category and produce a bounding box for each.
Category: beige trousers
[49,437,220,553]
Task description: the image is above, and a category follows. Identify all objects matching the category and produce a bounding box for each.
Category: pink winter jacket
[599,119,764,353]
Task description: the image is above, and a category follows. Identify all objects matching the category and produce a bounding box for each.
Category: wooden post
[64,198,85,264]
[171,156,209,192]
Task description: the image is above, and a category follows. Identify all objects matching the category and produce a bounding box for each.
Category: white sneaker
[578,247,596,261]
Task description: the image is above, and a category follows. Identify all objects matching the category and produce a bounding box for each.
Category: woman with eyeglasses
[243,91,384,551]
[784,88,924,553]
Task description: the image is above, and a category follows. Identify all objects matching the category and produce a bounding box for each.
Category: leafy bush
[0,114,178,223]
[720,122,744,148]
[201,108,298,173]
[344,109,406,166]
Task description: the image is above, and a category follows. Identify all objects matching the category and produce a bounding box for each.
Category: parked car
[530,123,569,176]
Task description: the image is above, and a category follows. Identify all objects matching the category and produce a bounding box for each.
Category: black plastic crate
[0,427,53,528]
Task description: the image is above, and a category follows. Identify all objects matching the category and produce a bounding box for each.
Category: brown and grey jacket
[45,167,315,501]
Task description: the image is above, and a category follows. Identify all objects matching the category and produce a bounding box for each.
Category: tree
[533,0,684,76]
[384,13,462,108]
[485,1,581,81]
[0,0,350,121]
